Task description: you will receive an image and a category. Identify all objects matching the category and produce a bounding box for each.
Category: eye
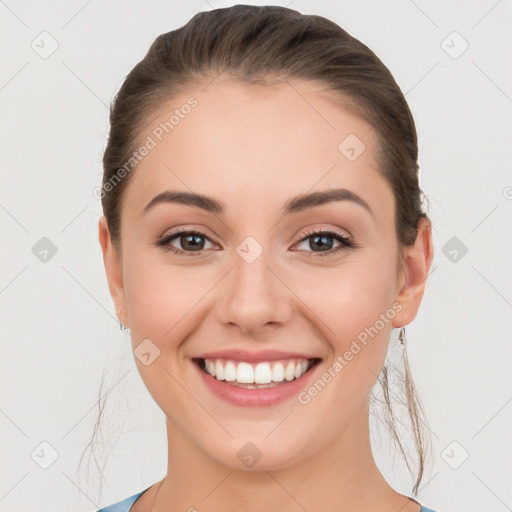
[292,228,355,257]
[155,227,217,256]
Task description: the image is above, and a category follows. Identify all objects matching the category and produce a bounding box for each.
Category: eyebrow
[143,187,374,218]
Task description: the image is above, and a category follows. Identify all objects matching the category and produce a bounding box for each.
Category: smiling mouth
[193,357,322,389]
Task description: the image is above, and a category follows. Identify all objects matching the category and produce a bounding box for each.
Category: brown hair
[89,4,432,497]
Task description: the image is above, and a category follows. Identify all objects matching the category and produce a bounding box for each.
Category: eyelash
[155,227,356,258]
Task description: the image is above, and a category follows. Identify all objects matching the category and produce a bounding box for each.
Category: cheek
[295,264,398,420]
[121,252,205,411]
[336,269,396,341]
[122,247,204,341]
[296,250,399,402]
[300,255,398,345]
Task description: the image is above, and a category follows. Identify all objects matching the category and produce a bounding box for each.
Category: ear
[98,215,128,328]
[391,216,434,328]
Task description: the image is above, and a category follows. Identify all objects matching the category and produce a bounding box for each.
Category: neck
[150,399,416,512]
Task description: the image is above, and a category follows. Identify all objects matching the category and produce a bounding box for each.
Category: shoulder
[95,487,151,512]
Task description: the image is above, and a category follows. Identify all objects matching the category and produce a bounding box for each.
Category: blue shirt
[95,487,440,512]
[96,486,151,512]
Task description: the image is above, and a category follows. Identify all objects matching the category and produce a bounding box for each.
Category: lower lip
[194,359,320,407]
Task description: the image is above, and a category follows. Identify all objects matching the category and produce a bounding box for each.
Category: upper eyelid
[166,227,219,244]
[296,226,350,240]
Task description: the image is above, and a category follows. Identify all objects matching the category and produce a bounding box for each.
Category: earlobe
[391,217,434,328]
[98,216,128,327]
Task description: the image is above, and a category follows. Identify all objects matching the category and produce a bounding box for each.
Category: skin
[98,77,433,512]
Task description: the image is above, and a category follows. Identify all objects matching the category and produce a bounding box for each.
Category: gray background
[1,1,511,511]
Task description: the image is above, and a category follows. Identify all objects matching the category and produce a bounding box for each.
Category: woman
[95,4,437,511]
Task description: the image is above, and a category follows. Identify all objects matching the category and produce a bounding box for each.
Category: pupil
[183,235,204,251]
[311,235,332,251]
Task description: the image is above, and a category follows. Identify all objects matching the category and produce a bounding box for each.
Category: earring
[118,310,128,331]
[399,326,406,345]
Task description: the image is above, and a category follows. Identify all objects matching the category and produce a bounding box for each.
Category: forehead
[122,77,394,223]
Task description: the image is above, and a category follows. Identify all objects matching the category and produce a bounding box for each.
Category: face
[99,77,431,472]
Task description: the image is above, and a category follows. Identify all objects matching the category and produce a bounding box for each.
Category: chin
[207,435,314,473]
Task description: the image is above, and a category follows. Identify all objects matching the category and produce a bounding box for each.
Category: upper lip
[193,349,321,364]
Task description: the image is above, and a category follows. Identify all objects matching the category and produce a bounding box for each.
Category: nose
[215,243,293,335]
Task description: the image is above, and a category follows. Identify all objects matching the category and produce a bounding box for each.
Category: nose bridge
[234,237,272,293]
[216,233,291,333]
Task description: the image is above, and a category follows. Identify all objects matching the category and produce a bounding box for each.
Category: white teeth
[224,361,237,381]
[296,361,308,378]
[254,362,272,384]
[284,362,295,381]
[236,362,254,383]
[271,362,285,382]
[215,360,224,380]
[202,358,313,385]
